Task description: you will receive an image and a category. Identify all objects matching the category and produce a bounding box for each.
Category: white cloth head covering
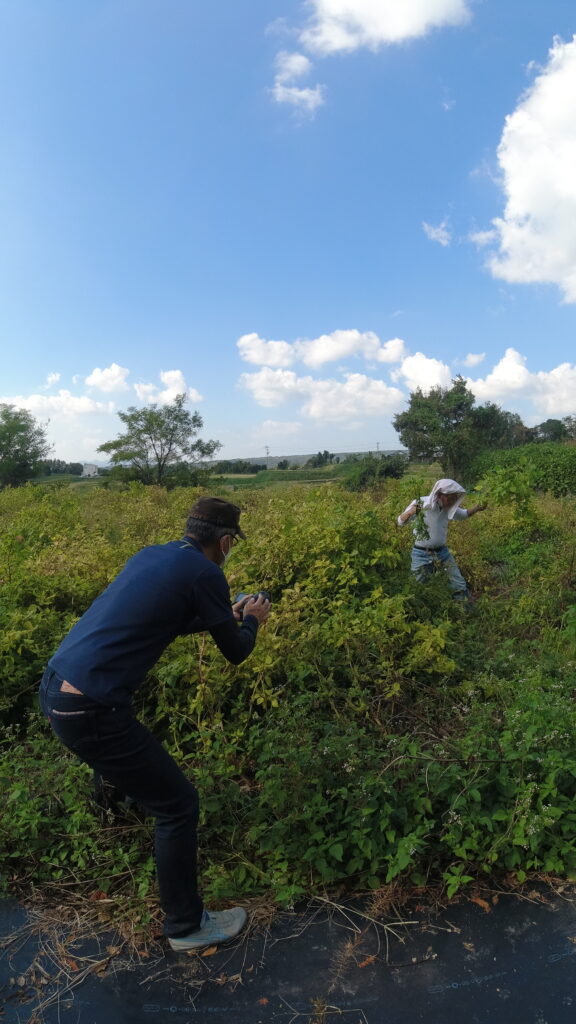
[424,478,466,519]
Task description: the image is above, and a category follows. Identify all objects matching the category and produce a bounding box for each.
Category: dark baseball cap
[187,497,246,539]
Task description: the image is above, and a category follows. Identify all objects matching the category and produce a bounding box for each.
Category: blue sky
[1,0,575,463]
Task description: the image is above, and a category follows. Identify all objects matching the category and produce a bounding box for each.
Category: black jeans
[39,667,203,937]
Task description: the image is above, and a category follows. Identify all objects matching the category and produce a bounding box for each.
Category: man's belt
[414,545,445,551]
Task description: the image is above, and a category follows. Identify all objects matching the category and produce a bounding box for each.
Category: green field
[1,474,574,925]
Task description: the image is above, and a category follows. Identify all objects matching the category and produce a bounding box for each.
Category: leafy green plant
[0,477,575,913]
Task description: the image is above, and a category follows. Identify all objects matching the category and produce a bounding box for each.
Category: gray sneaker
[168,907,247,952]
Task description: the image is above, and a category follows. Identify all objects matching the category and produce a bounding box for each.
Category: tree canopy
[40,459,84,477]
[306,450,337,468]
[0,404,52,487]
[533,418,568,443]
[97,394,221,486]
[392,377,529,479]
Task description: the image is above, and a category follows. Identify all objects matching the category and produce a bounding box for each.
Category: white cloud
[41,372,61,390]
[239,367,304,406]
[236,328,407,368]
[0,390,115,417]
[467,348,576,416]
[531,363,576,415]
[301,373,404,421]
[422,219,452,246]
[237,332,295,368]
[134,382,158,403]
[158,369,202,404]
[299,0,472,55]
[239,367,403,421]
[375,337,408,363]
[297,329,406,367]
[276,50,313,81]
[271,1,472,114]
[475,35,576,302]
[85,362,130,393]
[392,352,452,392]
[271,49,325,113]
[134,370,203,405]
[469,228,498,247]
[462,352,486,367]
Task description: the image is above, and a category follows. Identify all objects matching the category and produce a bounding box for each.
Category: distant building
[81,464,99,478]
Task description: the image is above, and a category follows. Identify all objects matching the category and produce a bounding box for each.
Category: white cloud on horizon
[239,346,575,427]
[467,347,576,416]
[422,219,452,247]
[0,367,206,463]
[239,366,404,421]
[301,373,405,421]
[0,390,115,418]
[473,35,576,302]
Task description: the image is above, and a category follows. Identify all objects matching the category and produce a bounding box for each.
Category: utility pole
[265,445,270,469]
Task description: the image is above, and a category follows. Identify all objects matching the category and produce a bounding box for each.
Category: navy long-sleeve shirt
[49,537,257,706]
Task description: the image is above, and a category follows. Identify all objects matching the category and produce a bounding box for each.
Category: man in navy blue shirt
[39,497,270,952]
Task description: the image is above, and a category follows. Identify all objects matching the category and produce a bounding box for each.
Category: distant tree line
[213,460,267,475]
[2,386,574,491]
[306,450,340,468]
[39,459,84,477]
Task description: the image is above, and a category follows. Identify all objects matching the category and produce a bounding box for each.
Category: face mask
[220,538,232,566]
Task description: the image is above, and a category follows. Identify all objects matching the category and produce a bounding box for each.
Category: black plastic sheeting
[1,887,575,1023]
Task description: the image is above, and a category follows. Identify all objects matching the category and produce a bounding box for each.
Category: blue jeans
[39,667,203,937]
[410,545,469,599]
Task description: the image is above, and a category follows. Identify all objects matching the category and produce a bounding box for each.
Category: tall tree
[306,450,334,468]
[393,377,527,479]
[97,394,221,486]
[0,405,52,487]
[562,415,576,440]
[534,418,568,442]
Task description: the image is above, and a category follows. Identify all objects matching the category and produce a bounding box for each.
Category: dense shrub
[0,479,575,912]
[471,442,576,496]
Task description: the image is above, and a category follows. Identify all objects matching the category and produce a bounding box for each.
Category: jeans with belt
[39,666,203,937]
[410,545,469,599]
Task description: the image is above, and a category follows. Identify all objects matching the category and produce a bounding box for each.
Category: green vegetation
[0,475,575,920]
[472,442,576,497]
[393,376,533,479]
[97,393,221,487]
[216,463,350,489]
[0,404,52,487]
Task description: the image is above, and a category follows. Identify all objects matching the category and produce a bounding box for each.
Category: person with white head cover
[397,478,487,599]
